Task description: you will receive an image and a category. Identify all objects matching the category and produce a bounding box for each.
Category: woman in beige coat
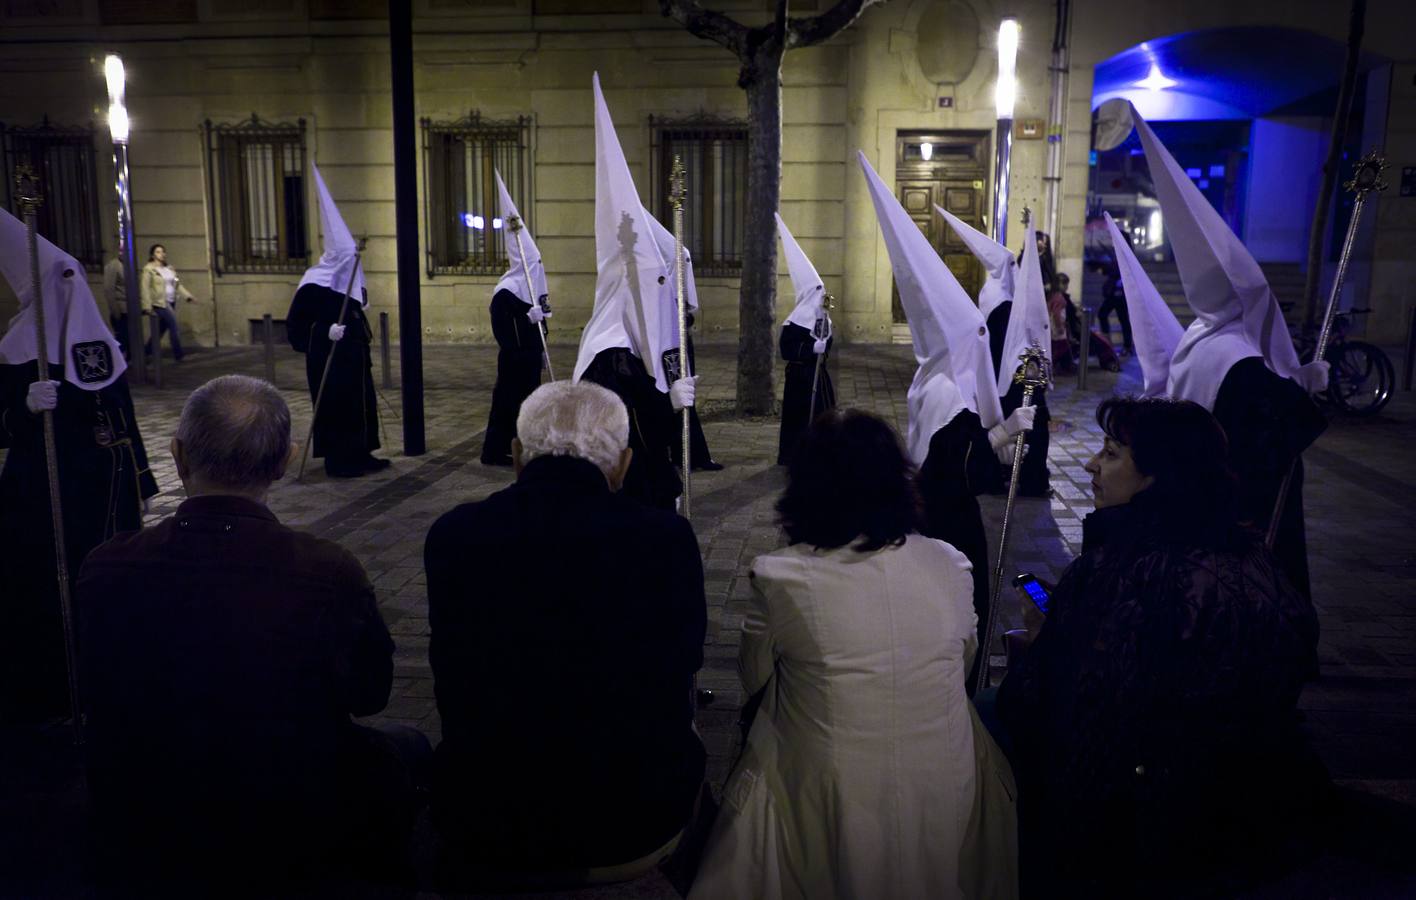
[691,410,1017,900]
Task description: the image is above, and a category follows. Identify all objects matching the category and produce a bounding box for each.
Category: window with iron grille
[203,116,309,275]
[650,115,748,277]
[421,113,531,277]
[0,119,104,272]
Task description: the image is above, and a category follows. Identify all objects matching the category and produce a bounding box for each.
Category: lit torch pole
[105,53,146,386]
[991,17,1020,246]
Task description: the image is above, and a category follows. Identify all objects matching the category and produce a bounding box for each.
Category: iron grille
[0,118,104,271]
[421,113,531,278]
[204,115,309,275]
[650,115,748,277]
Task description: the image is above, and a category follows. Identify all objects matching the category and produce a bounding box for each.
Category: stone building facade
[1,0,1412,350]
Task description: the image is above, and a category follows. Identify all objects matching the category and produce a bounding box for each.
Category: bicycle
[1292,307,1394,416]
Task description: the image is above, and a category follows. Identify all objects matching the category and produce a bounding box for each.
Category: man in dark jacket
[426,380,706,878]
[77,375,422,888]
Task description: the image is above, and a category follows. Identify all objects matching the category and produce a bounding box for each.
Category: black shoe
[693,459,725,472]
[481,454,513,467]
[362,454,391,472]
[325,460,366,478]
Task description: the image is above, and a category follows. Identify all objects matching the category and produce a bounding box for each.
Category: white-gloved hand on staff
[813,339,828,355]
[328,323,346,342]
[1296,360,1331,395]
[527,305,549,325]
[669,375,697,412]
[988,405,1037,464]
[25,380,59,414]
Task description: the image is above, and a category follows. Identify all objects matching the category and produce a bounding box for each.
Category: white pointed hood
[1104,213,1183,398]
[994,214,1052,396]
[1134,110,1303,410]
[936,204,1015,317]
[858,151,1002,465]
[776,212,829,333]
[494,169,548,308]
[574,73,679,392]
[0,207,126,390]
[644,208,698,314]
[298,163,365,304]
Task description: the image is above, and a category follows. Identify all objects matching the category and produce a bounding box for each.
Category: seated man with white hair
[426,380,707,883]
[77,374,425,888]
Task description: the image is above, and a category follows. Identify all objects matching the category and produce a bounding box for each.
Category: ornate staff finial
[1020,206,1032,226]
[1013,342,1050,389]
[1346,152,1389,196]
[506,213,523,234]
[13,163,42,215]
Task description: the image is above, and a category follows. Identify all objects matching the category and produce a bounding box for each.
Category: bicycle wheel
[1327,341,1394,415]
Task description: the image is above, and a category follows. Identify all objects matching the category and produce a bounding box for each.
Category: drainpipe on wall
[1042,0,1071,246]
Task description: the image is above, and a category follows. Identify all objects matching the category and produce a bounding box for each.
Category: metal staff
[15,167,83,746]
[974,343,1049,696]
[297,242,366,481]
[808,295,834,421]
[670,155,692,519]
[1266,152,1388,549]
[506,213,554,381]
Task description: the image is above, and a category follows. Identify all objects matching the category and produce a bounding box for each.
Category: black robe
[580,347,681,511]
[670,315,715,470]
[776,322,836,466]
[481,289,545,464]
[286,284,380,463]
[1211,356,1327,601]
[988,300,1051,496]
[917,409,1003,693]
[0,363,158,721]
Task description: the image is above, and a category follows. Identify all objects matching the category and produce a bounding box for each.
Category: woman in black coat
[997,397,1328,897]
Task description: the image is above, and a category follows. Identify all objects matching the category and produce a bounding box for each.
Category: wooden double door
[892,131,991,323]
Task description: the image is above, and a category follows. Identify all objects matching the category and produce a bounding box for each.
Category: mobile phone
[1014,572,1050,616]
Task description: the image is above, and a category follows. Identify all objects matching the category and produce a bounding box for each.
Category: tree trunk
[738,47,785,415]
[1301,0,1366,327]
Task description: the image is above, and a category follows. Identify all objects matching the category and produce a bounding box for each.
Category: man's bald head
[174,375,292,495]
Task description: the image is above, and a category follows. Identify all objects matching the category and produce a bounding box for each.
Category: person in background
[1049,273,1119,375]
[102,247,130,358]
[1097,250,1135,356]
[997,397,1327,897]
[139,243,193,362]
[692,410,1017,900]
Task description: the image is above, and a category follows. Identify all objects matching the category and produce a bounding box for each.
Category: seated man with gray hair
[426,380,706,883]
[77,374,424,888]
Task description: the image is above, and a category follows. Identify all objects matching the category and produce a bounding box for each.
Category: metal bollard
[212,295,220,349]
[1077,306,1092,391]
[380,311,392,390]
[263,313,276,387]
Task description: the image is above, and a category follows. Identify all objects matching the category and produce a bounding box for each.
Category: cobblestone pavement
[3,339,1414,896]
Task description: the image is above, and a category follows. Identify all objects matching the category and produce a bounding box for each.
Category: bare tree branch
[787,0,886,49]
[658,0,750,57]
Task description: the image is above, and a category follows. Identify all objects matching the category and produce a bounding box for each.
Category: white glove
[1297,360,1330,395]
[1002,405,1037,436]
[527,305,548,325]
[328,323,346,342]
[813,339,828,355]
[25,380,59,414]
[994,440,1018,466]
[669,375,697,412]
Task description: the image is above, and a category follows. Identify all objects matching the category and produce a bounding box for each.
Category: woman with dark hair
[691,410,1017,900]
[139,243,194,362]
[997,397,1327,897]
